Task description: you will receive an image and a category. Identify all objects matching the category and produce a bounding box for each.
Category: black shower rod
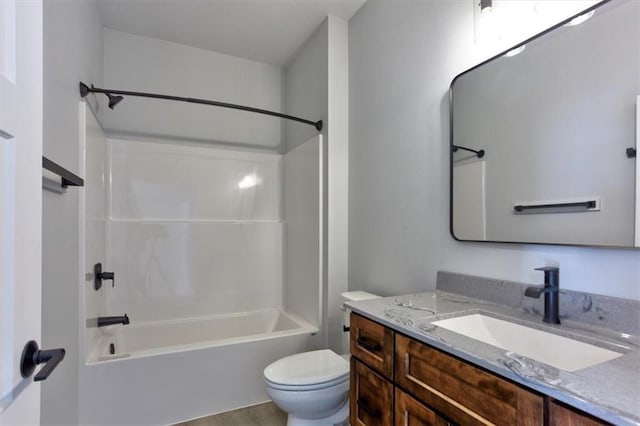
[452,145,485,158]
[79,82,323,131]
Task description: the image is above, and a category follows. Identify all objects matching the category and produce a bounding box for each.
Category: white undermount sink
[431,313,623,372]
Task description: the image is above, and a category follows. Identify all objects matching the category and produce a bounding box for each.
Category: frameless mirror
[451,0,639,247]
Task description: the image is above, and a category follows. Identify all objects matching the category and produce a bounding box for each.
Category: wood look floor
[175,402,286,426]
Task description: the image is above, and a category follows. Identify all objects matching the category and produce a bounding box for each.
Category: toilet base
[286,398,349,426]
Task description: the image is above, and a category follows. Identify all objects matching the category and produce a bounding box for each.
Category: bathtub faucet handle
[93,262,115,290]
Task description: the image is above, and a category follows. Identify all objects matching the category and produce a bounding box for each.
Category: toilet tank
[341,291,380,353]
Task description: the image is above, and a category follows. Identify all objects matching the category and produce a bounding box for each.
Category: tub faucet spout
[525,267,560,325]
[97,314,130,327]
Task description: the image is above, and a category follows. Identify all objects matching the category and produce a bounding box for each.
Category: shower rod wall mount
[452,145,485,158]
[79,82,323,131]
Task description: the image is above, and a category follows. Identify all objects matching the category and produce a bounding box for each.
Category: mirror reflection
[451,0,639,247]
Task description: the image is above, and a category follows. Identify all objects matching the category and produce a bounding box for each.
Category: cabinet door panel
[351,313,394,379]
[395,388,450,426]
[350,358,393,426]
[395,334,543,426]
[549,400,609,425]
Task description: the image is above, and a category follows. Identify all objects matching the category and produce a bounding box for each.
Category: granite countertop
[346,290,640,425]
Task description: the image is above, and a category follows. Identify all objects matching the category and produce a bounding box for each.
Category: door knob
[20,340,65,382]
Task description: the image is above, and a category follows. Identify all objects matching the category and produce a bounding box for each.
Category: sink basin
[431,313,623,371]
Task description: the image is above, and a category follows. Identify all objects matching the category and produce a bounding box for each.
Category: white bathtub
[91,309,314,361]
[80,309,319,425]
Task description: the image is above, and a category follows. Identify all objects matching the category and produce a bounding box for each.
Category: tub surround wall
[109,221,283,322]
[348,0,640,301]
[284,136,323,328]
[107,139,283,324]
[109,140,281,220]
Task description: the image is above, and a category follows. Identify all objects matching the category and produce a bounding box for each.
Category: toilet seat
[264,349,349,389]
[265,373,348,391]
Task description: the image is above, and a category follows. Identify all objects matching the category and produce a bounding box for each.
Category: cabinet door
[395,334,543,426]
[549,400,609,425]
[351,313,394,379]
[395,388,450,426]
[350,358,393,426]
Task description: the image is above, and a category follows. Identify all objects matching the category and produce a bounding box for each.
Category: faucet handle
[534,266,559,273]
[535,266,560,289]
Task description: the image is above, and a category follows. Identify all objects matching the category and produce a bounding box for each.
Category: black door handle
[20,340,66,382]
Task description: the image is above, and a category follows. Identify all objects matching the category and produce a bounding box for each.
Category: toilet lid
[264,350,349,386]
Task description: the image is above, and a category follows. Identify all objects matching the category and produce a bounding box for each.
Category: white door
[0,0,43,424]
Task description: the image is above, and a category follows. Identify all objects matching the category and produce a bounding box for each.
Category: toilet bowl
[264,350,349,426]
[263,291,380,426]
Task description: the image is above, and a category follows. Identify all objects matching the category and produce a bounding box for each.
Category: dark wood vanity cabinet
[548,401,609,426]
[395,388,450,426]
[395,334,543,425]
[350,313,609,426]
[350,358,393,425]
[349,313,395,425]
[350,312,394,379]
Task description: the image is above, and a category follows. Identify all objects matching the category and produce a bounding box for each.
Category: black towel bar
[42,156,84,188]
[514,200,596,212]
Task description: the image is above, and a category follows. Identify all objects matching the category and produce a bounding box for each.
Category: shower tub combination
[79,104,323,425]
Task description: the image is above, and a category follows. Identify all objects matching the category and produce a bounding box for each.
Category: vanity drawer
[395,334,543,426]
[350,358,393,426]
[395,388,450,426]
[350,313,394,379]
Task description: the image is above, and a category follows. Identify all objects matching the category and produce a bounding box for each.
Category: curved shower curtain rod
[79,82,323,131]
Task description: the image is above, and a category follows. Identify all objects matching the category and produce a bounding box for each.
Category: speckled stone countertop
[346,290,640,425]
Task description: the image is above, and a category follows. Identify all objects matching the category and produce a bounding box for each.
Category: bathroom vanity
[350,313,607,425]
[346,282,640,426]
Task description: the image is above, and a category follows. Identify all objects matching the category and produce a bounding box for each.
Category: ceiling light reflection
[504,45,526,57]
[564,10,594,26]
[238,175,257,189]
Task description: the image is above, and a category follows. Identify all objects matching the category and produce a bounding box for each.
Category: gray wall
[103,29,283,148]
[349,0,640,300]
[284,17,350,352]
[284,20,328,152]
[42,0,104,424]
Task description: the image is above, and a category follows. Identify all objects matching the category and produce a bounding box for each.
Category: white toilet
[263,291,380,426]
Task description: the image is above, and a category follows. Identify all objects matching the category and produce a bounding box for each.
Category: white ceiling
[97,0,366,66]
